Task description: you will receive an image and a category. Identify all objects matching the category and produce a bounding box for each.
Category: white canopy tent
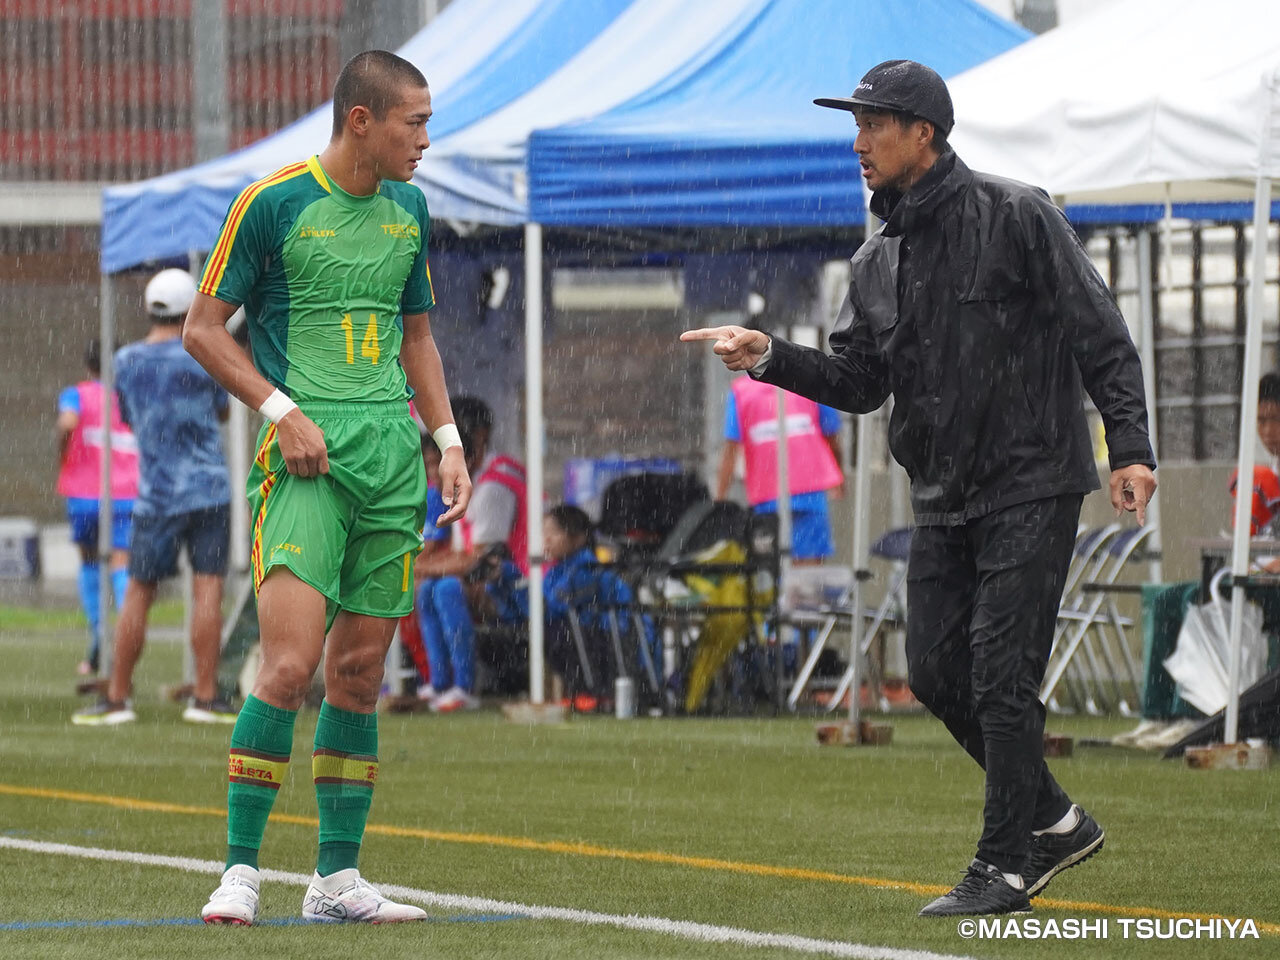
[948,0,1280,742]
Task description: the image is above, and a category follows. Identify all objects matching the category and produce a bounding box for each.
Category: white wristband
[433,423,463,454]
[258,388,298,424]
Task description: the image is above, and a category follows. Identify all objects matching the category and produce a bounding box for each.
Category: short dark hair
[331,50,428,137]
[547,504,593,544]
[451,395,493,452]
[892,110,948,153]
[84,338,102,376]
[1260,373,1280,406]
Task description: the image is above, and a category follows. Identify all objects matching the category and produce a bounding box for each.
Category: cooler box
[0,517,40,580]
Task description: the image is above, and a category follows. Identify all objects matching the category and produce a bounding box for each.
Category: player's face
[371,84,432,183]
[852,108,932,193]
[1258,402,1280,458]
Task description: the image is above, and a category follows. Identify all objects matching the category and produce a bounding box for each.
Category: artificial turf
[0,617,1276,960]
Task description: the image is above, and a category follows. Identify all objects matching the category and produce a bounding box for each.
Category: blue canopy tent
[526,0,1026,228]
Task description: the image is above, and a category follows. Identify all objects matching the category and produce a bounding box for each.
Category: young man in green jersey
[183,50,472,925]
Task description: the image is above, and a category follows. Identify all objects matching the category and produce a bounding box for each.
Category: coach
[683,60,1156,918]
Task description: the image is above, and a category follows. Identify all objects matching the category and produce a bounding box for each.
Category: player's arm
[55,412,77,468]
[716,440,740,501]
[401,310,471,524]
[183,292,328,477]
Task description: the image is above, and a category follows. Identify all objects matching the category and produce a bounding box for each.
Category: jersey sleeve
[818,404,840,436]
[198,183,274,306]
[422,487,450,542]
[400,192,435,315]
[57,386,80,415]
[724,392,741,442]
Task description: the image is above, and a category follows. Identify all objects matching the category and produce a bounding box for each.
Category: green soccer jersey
[198,156,435,404]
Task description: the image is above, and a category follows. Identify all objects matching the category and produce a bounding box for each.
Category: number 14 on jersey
[341,312,380,365]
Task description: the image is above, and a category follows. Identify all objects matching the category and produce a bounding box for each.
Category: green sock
[312,700,378,877]
[225,695,296,870]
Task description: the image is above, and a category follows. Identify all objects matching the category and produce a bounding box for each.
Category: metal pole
[1226,174,1273,745]
[98,272,116,677]
[847,412,872,726]
[524,222,545,704]
[1135,230,1164,582]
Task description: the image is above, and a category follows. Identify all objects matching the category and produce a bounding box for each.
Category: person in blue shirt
[413,439,479,713]
[542,504,643,710]
[72,269,236,726]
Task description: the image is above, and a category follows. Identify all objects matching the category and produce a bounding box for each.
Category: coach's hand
[277,410,329,478]
[680,325,771,371]
[437,447,472,526]
[1110,464,1157,526]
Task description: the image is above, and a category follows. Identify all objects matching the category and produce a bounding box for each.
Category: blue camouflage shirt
[115,337,231,517]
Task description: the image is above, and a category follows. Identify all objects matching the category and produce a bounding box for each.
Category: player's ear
[346,104,372,137]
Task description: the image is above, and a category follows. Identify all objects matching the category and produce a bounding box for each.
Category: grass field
[0,613,1276,960]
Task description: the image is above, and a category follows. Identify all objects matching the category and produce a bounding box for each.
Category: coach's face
[852,108,934,194]
[370,83,432,183]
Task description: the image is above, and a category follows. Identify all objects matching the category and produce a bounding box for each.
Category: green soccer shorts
[247,400,427,625]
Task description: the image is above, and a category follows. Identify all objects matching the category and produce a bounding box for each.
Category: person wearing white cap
[72,267,236,728]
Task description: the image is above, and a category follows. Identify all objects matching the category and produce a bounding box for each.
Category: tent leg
[1226,173,1273,745]
[1135,230,1163,582]
[524,221,545,705]
[98,272,116,680]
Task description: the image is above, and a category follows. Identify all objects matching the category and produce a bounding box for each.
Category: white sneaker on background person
[429,687,481,713]
[302,869,426,923]
[201,864,260,925]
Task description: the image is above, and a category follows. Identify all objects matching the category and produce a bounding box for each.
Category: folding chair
[784,527,909,712]
[1042,524,1157,714]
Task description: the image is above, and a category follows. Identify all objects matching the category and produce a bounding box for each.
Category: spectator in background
[413,438,480,712]
[717,375,843,564]
[1230,373,1280,554]
[72,268,236,726]
[415,396,528,691]
[56,338,140,676]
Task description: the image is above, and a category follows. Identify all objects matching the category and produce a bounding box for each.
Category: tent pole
[524,221,545,705]
[1225,172,1273,745]
[97,272,118,681]
[97,272,117,679]
[1135,230,1163,582]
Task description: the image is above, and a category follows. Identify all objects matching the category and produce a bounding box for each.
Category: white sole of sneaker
[1028,835,1105,897]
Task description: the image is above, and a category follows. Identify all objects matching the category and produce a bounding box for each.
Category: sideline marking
[0,782,1275,935]
[0,914,521,931]
[0,837,971,960]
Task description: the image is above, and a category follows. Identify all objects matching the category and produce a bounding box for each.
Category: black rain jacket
[756,150,1155,526]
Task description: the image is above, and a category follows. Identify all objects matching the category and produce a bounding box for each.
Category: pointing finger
[680,328,731,343]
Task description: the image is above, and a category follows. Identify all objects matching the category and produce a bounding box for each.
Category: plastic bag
[1164,569,1267,716]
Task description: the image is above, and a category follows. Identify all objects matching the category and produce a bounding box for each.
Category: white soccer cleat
[201,864,260,925]
[302,869,427,923]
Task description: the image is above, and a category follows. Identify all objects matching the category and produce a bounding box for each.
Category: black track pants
[905,494,1081,874]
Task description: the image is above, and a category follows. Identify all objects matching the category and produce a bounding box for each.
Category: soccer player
[55,338,139,676]
[184,50,471,925]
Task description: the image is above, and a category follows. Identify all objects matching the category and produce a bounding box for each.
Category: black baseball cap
[814,59,954,136]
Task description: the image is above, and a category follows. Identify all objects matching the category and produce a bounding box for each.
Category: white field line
[0,837,974,960]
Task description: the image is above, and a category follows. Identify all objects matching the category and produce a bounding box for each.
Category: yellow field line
[1,781,1274,935]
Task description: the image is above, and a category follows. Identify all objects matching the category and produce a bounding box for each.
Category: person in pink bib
[716,375,843,563]
[56,339,140,675]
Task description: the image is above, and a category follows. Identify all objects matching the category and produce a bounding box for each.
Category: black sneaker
[1023,805,1105,897]
[919,859,1031,917]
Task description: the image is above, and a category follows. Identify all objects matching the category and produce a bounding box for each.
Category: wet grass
[0,619,1276,959]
